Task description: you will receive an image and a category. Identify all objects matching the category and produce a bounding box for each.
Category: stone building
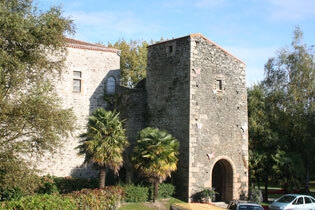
[36,38,121,177]
[144,34,248,202]
[37,34,248,203]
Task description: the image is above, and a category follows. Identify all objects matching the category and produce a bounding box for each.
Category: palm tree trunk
[153,180,159,203]
[99,167,106,188]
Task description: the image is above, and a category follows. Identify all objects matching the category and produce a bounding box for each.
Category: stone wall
[32,34,248,203]
[35,42,121,178]
[146,37,191,199]
[188,35,248,201]
[146,34,248,202]
[118,81,147,183]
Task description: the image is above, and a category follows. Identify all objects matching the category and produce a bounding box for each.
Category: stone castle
[37,34,248,202]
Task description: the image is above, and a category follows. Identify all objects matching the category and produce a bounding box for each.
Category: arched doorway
[212,159,233,202]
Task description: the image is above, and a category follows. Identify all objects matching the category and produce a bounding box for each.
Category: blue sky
[35,0,315,86]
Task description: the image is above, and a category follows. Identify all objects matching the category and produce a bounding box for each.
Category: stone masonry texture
[35,34,248,203]
[146,34,248,202]
[35,41,121,178]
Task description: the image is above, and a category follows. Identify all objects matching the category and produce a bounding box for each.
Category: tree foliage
[247,84,280,201]
[0,0,75,189]
[77,108,128,188]
[131,127,179,202]
[261,26,314,192]
[0,0,75,153]
[0,151,41,197]
[108,39,148,87]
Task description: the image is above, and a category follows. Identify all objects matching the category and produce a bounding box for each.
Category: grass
[310,181,315,191]
[119,182,315,209]
[118,197,185,210]
[119,203,153,210]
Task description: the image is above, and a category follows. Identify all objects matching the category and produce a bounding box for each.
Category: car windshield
[277,195,297,203]
[239,205,263,210]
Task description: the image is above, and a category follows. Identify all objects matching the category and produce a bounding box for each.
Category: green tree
[247,84,279,201]
[0,151,41,197]
[76,108,128,188]
[263,26,315,192]
[0,0,75,190]
[272,150,304,193]
[108,39,148,87]
[131,127,179,202]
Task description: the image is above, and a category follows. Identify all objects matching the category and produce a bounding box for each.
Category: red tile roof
[65,38,120,54]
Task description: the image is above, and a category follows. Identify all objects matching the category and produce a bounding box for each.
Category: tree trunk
[99,167,107,188]
[305,160,310,194]
[263,177,268,202]
[125,158,133,184]
[153,180,159,203]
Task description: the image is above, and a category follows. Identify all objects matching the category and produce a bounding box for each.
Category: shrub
[0,153,42,197]
[156,183,175,198]
[53,176,98,194]
[249,187,263,203]
[148,183,175,200]
[0,187,23,201]
[35,175,99,194]
[123,184,149,202]
[68,186,123,210]
[36,175,59,195]
[0,194,76,210]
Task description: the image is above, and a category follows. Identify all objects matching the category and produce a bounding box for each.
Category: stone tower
[146,34,248,202]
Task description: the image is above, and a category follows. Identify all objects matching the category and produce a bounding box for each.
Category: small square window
[73,71,81,78]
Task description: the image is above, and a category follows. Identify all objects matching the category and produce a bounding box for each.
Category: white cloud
[266,0,315,21]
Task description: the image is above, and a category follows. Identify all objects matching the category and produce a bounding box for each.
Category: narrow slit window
[216,79,222,90]
[166,43,175,56]
[73,71,82,92]
[168,45,173,53]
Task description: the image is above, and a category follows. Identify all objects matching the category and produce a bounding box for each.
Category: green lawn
[310,181,315,191]
[119,183,315,209]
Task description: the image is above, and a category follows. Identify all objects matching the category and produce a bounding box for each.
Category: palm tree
[131,127,179,202]
[76,107,128,188]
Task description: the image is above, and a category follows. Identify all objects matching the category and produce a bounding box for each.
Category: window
[106,76,116,94]
[168,45,173,53]
[166,42,175,56]
[216,79,223,91]
[293,197,304,205]
[305,197,311,204]
[73,71,82,92]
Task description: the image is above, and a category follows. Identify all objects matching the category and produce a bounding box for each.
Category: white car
[269,194,315,210]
